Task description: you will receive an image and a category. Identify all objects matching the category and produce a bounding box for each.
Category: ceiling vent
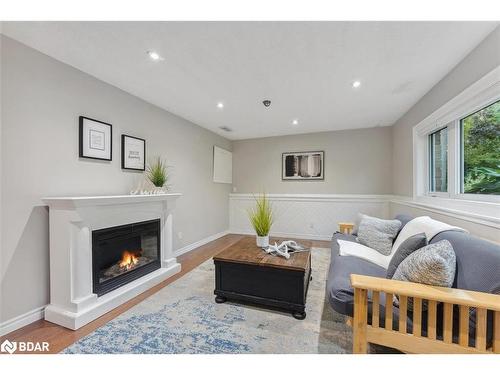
[219,126,233,132]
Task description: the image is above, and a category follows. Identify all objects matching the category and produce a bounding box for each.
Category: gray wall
[392,26,500,196]
[232,126,393,194]
[0,36,232,324]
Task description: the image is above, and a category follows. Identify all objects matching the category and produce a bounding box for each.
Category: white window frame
[413,66,500,207]
[427,126,450,198]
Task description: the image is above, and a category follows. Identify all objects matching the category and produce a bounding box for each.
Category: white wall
[232,126,393,194]
[0,36,231,327]
[392,26,500,196]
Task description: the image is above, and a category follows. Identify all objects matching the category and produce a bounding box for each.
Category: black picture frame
[121,134,146,171]
[281,151,325,181]
[79,116,113,161]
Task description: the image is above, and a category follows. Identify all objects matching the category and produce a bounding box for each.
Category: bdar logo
[1,339,17,354]
[0,339,48,353]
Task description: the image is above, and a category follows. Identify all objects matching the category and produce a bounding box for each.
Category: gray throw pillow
[392,240,456,310]
[357,215,401,255]
[386,233,428,279]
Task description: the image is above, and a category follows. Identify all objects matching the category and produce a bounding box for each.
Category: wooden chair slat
[372,291,380,328]
[459,305,469,347]
[413,298,422,337]
[475,308,487,351]
[428,300,437,340]
[399,295,407,334]
[385,293,393,331]
[443,303,453,344]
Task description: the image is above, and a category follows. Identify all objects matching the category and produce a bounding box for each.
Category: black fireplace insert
[92,219,161,296]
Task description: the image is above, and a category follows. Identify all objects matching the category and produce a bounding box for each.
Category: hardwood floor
[0,234,330,354]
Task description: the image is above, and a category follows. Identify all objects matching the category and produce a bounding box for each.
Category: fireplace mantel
[43,193,182,209]
[43,193,182,330]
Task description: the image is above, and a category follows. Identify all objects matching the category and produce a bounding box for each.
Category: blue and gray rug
[63,248,359,354]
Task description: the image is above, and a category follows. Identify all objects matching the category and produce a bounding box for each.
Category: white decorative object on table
[264,240,307,259]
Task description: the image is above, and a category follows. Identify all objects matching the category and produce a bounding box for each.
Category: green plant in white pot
[146,157,169,194]
[247,193,273,248]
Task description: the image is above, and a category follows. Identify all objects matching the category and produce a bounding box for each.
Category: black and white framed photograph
[79,116,112,161]
[121,134,146,171]
[282,151,324,180]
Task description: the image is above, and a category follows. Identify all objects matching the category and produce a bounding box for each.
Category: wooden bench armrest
[350,274,500,311]
[338,222,354,234]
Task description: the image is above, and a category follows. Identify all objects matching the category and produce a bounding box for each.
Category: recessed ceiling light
[217,102,224,109]
[147,51,161,61]
[292,119,299,126]
[352,80,361,88]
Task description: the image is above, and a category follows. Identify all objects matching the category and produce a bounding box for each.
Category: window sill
[390,195,500,229]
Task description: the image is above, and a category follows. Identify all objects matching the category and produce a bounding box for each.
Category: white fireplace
[42,193,182,330]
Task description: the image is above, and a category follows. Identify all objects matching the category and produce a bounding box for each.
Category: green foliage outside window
[462,100,500,194]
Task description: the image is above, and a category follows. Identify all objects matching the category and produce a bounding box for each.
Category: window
[413,68,499,213]
[461,100,500,195]
[429,127,448,193]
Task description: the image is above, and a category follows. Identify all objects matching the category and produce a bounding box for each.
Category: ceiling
[2,22,498,140]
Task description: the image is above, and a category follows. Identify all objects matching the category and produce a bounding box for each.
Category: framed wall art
[121,134,146,171]
[282,151,324,181]
[79,116,112,161]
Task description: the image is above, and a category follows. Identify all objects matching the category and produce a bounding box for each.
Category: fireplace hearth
[92,219,161,296]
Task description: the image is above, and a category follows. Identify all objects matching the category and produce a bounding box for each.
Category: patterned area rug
[63,247,391,354]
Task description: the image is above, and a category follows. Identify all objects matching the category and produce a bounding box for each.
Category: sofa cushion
[431,231,500,294]
[327,252,386,316]
[386,233,428,279]
[357,215,401,255]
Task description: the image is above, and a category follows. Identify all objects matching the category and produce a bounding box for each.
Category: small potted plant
[146,157,169,194]
[247,193,273,248]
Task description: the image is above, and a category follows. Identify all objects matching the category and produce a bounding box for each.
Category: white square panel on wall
[213,146,232,184]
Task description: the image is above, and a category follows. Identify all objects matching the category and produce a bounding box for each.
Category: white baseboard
[0,306,46,337]
[174,230,230,257]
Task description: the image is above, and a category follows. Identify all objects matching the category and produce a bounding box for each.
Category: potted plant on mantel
[247,193,274,248]
[146,157,169,194]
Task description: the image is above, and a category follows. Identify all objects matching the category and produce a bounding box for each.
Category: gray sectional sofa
[327,214,500,345]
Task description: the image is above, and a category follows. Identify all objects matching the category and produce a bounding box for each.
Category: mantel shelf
[42,193,182,209]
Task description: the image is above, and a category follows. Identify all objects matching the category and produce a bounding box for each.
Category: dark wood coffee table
[213,236,312,319]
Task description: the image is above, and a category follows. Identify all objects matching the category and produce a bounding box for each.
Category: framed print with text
[121,134,146,171]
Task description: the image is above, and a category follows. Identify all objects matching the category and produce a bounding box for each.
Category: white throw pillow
[337,239,392,269]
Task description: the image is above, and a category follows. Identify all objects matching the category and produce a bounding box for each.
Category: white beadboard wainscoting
[230,194,500,243]
[229,194,390,240]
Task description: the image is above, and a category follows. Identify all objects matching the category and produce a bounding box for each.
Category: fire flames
[119,250,141,271]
